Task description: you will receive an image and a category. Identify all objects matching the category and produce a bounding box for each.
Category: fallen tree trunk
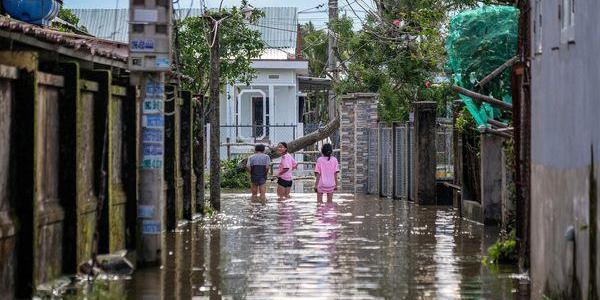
[237,116,341,170]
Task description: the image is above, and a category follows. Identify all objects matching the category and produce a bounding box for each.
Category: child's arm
[314,173,320,193]
[278,167,289,177]
[335,171,340,191]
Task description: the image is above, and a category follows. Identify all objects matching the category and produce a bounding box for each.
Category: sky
[63,0,374,28]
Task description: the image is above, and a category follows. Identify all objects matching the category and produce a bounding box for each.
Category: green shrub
[221,158,250,189]
[483,231,517,265]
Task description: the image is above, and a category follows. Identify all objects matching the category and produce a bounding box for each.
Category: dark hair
[255,144,266,152]
[279,142,288,153]
[321,143,333,160]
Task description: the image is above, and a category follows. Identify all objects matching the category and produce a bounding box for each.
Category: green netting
[445,5,519,127]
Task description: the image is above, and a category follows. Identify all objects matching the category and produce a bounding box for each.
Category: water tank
[2,0,62,26]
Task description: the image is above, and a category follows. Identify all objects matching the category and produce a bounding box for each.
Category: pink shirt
[278,153,296,181]
[315,156,339,189]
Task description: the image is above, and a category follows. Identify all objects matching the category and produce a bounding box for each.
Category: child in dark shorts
[246,144,271,201]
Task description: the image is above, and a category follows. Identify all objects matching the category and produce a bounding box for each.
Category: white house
[218,7,313,157]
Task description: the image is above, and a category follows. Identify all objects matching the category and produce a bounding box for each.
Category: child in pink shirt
[314,143,339,203]
[276,142,297,200]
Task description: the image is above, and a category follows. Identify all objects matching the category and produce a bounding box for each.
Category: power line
[251,23,298,33]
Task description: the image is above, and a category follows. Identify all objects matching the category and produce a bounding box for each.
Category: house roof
[0,16,128,67]
[71,7,298,49]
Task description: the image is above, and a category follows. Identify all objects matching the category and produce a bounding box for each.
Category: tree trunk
[209,22,221,211]
[237,116,341,169]
[283,116,340,158]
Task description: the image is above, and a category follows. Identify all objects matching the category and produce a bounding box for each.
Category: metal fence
[436,121,454,180]
[367,128,379,194]
[366,119,453,200]
[379,126,394,197]
[394,126,409,200]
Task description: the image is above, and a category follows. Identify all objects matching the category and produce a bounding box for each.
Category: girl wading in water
[276,142,296,200]
[314,143,339,203]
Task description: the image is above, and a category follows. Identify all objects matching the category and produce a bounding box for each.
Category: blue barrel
[2,0,62,26]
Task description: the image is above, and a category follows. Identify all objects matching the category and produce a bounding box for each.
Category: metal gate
[379,126,393,198]
[436,122,454,180]
[394,126,408,200]
[367,128,378,194]
[364,120,453,201]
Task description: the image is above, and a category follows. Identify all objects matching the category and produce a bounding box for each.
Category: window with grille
[534,0,543,54]
[560,0,575,44]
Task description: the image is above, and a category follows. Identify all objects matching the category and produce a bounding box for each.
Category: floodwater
[66,193,527,299]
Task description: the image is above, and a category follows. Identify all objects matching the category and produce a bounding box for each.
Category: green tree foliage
[332,0,492,123]
[177,5,265,95]
[295,0,515,123]
[300,22,328,77]
[221,158,250,189]
[54,7,88,33]
[59,7,80,26]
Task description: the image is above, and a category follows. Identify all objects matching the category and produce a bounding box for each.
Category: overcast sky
[63,0,373,28]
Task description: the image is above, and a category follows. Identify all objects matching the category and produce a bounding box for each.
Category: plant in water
[203,202,215,217]
[483,230,517,265]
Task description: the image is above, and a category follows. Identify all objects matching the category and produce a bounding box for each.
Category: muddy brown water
[65,193,526,299]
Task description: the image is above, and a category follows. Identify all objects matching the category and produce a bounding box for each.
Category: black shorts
[277,178,293,188]
[251,177,267,186]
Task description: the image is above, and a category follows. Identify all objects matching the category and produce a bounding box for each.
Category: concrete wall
[480,134,503,224]
[340,93,379,194]
[530,1,600,298]
[413,102,437,205]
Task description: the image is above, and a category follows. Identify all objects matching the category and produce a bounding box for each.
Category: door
[252,97,269,140]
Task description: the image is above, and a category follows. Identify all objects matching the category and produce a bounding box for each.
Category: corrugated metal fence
[366,120,453,200]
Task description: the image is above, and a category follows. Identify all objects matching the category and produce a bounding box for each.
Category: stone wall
[340,93,379,194]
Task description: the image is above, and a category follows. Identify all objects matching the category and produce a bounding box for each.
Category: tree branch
[476,56,518,89]
[452,85,513,111]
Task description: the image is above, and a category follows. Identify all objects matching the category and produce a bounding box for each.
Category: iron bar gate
[366,120,452,201]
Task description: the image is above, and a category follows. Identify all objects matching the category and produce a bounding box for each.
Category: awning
[298,76,331,91]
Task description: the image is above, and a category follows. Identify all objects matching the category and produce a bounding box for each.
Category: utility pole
[327,0,339,121]
[129,0,172,264]
[208,16,222,211]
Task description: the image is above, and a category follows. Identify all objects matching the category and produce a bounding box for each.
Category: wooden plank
[79,80,99,92]
[0,64,18,80]
[37,72,64,88]
[0,51,38,72]
[111,85,127,97]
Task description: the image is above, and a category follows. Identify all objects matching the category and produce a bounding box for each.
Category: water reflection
[66,193,525,299]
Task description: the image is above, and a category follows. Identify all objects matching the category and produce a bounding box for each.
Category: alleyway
[68,194,522,299]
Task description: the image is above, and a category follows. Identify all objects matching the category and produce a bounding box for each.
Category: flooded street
[70,194,523,299]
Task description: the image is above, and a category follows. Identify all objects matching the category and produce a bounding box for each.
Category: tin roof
[71,7,298,49]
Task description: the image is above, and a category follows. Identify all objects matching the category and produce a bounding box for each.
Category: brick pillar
[354,95,379,193]
[414,101,437,204]
[481,133,503,224]
[340,96,356,193]
[340,93,379,194]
